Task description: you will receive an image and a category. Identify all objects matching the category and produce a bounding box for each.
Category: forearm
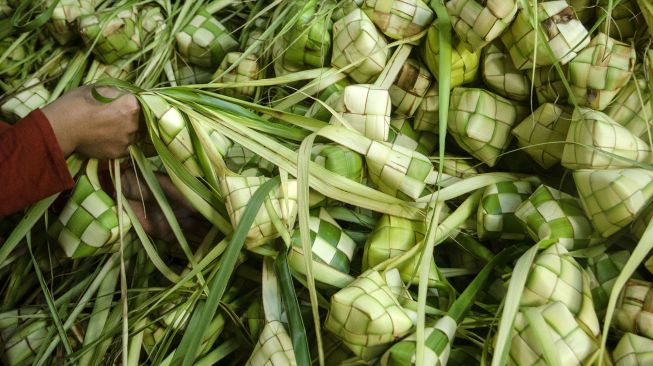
[0,109,74,217]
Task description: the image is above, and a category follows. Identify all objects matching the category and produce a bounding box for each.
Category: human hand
[121,169,207,242]
[42,85,140,159]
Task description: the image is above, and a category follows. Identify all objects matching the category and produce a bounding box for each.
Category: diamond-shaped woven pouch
[512,103,572,169]
[422,22,479,88]
[1,78,50,121]
[477,180,532,240]
[324,269,414,360]
[568,32,635,111]
[446,0,518,49]
[362,0,434,40]
[561,108,652,170]
[388,58,432,117]
[330,84,392,141]
[515,185,599,250]
[613,332,653,366]
[48,160,132,258]
[574,169,653,237]
[615,279,653,340]
[501,2,590,70]
[78,7,141,64]
[331,8,389,83]
[175,7,238,68]
[482,41,530,101]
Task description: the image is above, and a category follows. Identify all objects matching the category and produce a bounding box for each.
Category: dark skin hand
[41,85,202,240]
[120,169,207,242]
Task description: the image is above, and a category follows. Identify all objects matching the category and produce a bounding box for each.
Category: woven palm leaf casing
[568,32,636,111]
[615,279,653,340]
[388,58,432,117]
[447,87,526,167]
[78,7,141,64]
[362,214,439,285]
[482,42,531,101]
[605,75,652,140]
[331,8,389,83]
[330,84,392,141]
[245,320,297,366]
[446,0,518,49]
[311,144,364,182]
[509,301,598,366]
[46,0,94,45]
[574,169,653,238]
[422,22,479,89]
[413,83,439,133]
[324,269,415,360]
[587,250,629,315]
[477,181,532,240]
[213,52,260,99]
[279,1,332,70]
[613,332,653,366]
[501,1,590,70]
[532,65,569,104]
[387,117,437,156]
[48,160,132,258]
[515,185,598,250]
[290,208,356,275]
[1,78,50,121]
[361,0,434,40]
[141,94,204,177]
[561,108,652,170]
[175,7,238,68]
[512,103,572,169]
[220,175,298,247]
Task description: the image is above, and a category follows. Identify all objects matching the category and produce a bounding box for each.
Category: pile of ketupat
[2,0,653,365]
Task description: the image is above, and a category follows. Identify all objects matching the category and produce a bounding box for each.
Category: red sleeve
[0,109,74,217]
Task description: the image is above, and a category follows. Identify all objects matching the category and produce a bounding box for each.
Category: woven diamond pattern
[311,144,364,182]
[1,78,50,121]
[221,175,298,246]
[510,302,598,366]
[291,208,356,273]
[501,2,590,70]
[532,65,569,104]
[361,0,434,40]
[363,214,439,285]
[330,84,391,141]
[245,321,297,366]
[482,42,530,101]
[613,333,653,366]
[615,279,653,340]
[325,269,414,360]
[561,108,651,170]
[446,0,518,49]
[515,185,598,250]
[48,165,131,258]
[214,52,260,99]
[47,0,94,45]
[587,250,629,315]
[154,103,203,177]
[364,140,434,199]
[477,181,532,240]
[388,59,432,117]
[78,8,141,64]
[225,144,275,177]
[521,244,585,315]
[387,117,436,156]
[605,76,652,140]
[413,84,439,133]
[568,33,635,111]
[281,4,332,69]
[447,87,525,167]
[574,169,653,238]
[175,7,238,68]
[422,22,479,88]
[331,9,389,83]
[512,103,572,169]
